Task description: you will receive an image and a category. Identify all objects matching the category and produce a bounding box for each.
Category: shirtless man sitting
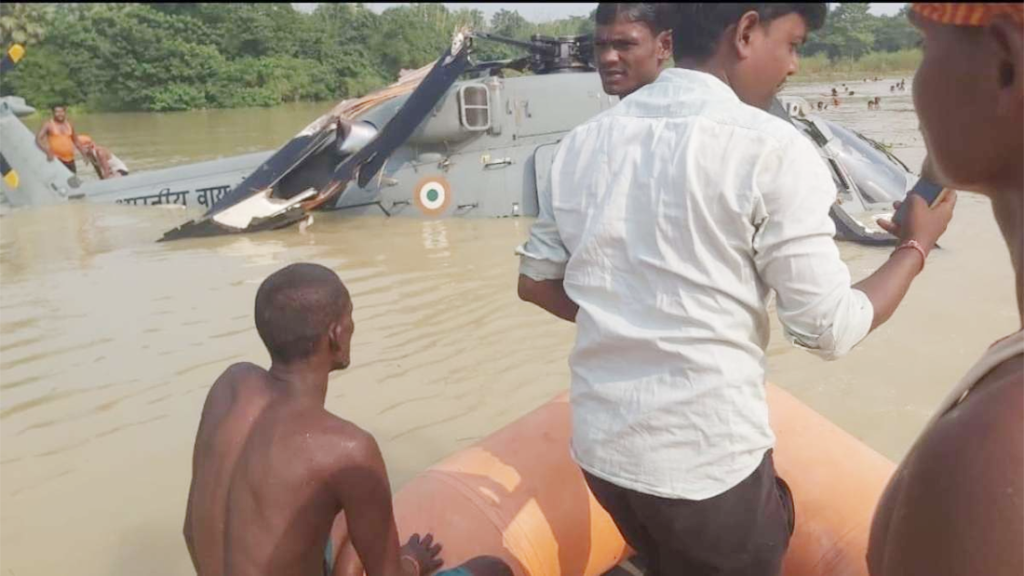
[184,263,510,576]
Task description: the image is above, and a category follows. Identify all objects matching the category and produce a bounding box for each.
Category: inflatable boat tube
[333,383,895,576]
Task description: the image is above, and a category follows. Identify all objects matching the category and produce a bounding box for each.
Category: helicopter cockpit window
[459,85,491,131]
[826,123,909,205]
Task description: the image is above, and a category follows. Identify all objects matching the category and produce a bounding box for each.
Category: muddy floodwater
[1,79,1018,576]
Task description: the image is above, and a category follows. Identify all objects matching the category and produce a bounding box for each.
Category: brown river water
[1,79,1018,575]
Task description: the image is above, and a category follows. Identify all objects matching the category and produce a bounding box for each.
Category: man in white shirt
[517,4,957,575]
[591,3,673,98]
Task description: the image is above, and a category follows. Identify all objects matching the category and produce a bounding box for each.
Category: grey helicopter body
[1,33,911,245]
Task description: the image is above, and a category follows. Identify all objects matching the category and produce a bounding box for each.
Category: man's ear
[733,10,762,61]
[657,29,673,61]
[988,16,1024,117]
[327,321,342,352]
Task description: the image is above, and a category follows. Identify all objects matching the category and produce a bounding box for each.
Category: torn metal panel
[159,30,473,241]
[159,189,317,241]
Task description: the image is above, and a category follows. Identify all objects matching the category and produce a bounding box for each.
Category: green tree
[0,3,55,46]
[491,9,531,39]
[480,9,534,61]
[221,4,303,59]
[804,3,877,61]
[872,14,920,52]
[0,1,645,112]
[371,4,452,75]
[307,3,388,95]
[0,44,75,106]
[451,8,486,32]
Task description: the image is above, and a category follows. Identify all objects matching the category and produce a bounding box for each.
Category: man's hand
[518,275,578,322]
[46,151,54,162]
[918,155,941,184]
[877,154,956,253]
[399,533,443,576]
[858,187,957,331]
[877,189,957,255]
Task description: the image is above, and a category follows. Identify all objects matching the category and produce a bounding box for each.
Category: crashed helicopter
[1,31,913,245]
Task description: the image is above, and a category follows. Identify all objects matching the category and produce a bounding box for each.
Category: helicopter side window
[459,85,491,131]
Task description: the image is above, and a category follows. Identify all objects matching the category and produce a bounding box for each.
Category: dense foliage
[802,4,919,61]
[0,2,917,113]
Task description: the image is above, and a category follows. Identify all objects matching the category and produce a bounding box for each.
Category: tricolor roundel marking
[413,175,451,216]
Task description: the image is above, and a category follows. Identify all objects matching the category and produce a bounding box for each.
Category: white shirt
[517,68,874,500]
[107,152,128,174]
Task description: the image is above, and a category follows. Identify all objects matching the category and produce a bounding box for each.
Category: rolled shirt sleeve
[516,155,569,281]
[751,134,874,360]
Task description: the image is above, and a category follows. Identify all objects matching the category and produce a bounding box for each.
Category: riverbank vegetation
[794,49,921,80]
[0,2,920,113]
[795,4,921,80]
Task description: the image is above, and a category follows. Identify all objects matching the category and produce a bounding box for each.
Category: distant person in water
[35,104,83,174]
[868,3,1023,576]
[184,263,511,576]
[78,135,129,179]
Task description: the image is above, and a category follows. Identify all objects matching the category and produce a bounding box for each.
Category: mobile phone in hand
[893,179,947,227]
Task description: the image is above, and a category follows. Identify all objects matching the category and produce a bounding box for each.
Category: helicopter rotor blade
[473,32,544,53]
[324,31,473,191]
[201,121,337,219]
[466,56,531,75]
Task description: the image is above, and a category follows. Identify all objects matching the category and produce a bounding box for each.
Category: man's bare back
[867,356,1024,575]
[184,264,510,576]
[186,362,378,576]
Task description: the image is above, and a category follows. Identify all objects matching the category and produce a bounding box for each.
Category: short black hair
[595,3,678,35]
[51,104,66,111]
[672,4,827,61]
[254,263,349,364]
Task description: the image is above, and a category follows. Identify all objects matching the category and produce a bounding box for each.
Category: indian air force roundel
[414,176,451,216]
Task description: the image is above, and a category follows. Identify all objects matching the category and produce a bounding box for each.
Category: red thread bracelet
[892,239,927,270]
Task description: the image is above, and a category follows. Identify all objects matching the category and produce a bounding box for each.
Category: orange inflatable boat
[333,383,894,575]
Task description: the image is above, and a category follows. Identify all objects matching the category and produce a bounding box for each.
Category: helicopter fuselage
[330,71,617,220]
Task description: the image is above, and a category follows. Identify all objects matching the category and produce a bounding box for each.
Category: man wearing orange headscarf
[868,4,1023,576]
[78,135,130,179]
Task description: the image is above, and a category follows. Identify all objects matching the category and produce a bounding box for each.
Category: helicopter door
[506,74,605,139]
[526,142,560,218]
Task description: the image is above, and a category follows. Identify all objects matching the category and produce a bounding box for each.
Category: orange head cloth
[912,3,1024,27]
[78,134,93,146]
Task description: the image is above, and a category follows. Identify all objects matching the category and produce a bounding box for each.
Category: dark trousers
[60,159,76,174]
[583,450,795,576]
